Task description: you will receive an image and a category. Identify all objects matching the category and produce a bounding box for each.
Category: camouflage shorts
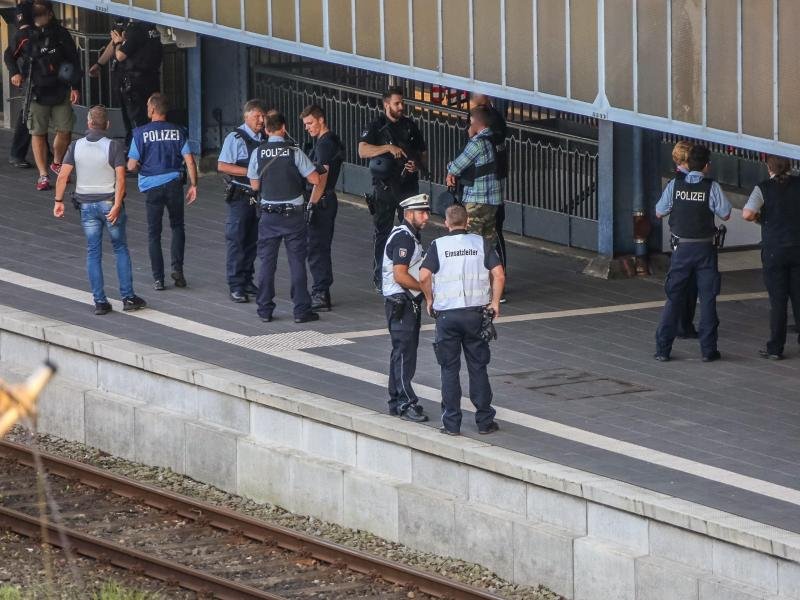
[465,203,498,242]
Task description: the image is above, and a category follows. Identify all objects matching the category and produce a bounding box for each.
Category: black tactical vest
[257,141,305,202]
[759,175,800,248]
[124,23,163,74]
[233,128,261,186]
[668,177,715,238]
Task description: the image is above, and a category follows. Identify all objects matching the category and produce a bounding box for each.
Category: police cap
[400,194,431,212]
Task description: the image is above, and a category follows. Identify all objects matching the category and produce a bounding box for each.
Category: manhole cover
[491,368,649,400]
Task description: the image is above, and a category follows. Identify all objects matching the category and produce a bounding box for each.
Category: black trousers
[761,245,800,355]
[307,193,338,295]
[677,277,698,336]
[655,242,720,357]
[10,107,31,161]
[372,181,418,287]
[385,297,422,411]
[121,81,159,146]
[256,209,312,319]
[145,178,185,282]
[225,194,259,293]
[495,202,507,271]
[434,308,495,432]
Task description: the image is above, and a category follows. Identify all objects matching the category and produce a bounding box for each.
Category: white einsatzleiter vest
[74,137,116,196]
[382,224,424,298]
[432,233,491,311]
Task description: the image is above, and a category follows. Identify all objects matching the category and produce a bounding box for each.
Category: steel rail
[0,504,283,600]
[0,440,505,600]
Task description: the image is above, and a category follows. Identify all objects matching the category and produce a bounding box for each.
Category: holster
[670,233,680,252]
[386,294,407,322]
[714,225,727,249]
[70,193,80,210]
[363,192,376,215]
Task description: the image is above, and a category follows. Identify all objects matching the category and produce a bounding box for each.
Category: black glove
[305,202,316,226]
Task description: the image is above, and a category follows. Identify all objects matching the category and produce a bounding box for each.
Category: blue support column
[597,120,615,257]
[187,40,202,155]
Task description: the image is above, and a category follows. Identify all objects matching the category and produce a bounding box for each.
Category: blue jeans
[80,201,134,304]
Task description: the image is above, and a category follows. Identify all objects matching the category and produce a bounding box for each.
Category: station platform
[1,131,799,597]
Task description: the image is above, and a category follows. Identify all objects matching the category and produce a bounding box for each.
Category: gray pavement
[1,130,799,534]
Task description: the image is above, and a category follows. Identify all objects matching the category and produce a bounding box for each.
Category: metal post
[187,39,202,155]
[597,119,614,257]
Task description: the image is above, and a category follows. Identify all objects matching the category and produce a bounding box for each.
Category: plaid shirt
[447,128,502,206]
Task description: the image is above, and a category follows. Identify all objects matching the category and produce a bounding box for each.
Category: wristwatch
[54,198,63,203]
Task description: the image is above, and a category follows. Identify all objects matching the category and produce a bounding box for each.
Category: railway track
[0,439,504,600]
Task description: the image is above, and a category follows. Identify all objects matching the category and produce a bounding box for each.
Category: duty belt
[261,202,298,216]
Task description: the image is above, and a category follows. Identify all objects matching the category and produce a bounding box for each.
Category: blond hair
[671,140,693,166]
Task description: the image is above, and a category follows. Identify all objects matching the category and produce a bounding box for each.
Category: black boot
[311,291,331,311]
[399,402,428,423]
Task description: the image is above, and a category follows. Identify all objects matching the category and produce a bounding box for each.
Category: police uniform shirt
[359,115,426,178]
[246,135,317,205]
[128,123,191,192]
[218,123,263,188]
[655,171,732,221]
[385,221,420,270]
[421,230,502,275]
[309,131,344,193]
[118,22,162,72]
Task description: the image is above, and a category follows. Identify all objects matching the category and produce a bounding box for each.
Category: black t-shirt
[360,114,426,156]
[309,131,344,193]
[119,22,162,73]
[385,222,420,265]
[421,230,503,273]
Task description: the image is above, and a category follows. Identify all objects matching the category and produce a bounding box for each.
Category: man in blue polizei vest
[128,92,198,291]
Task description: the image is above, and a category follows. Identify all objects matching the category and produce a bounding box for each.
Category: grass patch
[0,582,164,600]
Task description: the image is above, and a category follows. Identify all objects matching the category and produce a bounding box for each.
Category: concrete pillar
[201,37,250,152]
[597,120,615,257]
[187,41,202,155]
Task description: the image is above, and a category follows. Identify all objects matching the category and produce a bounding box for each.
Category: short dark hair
[383,86,404,102]
[687,144,711,172]
[445,203,467,227]
[147,93,170,116]
[265,111,287,133]
[243,99,266,116]
[300,104,325,120]
[766,155,792,181]
[470,105,492,128]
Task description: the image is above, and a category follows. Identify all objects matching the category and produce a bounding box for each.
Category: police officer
[671,140,699,339]
[4,0,34,168]
[419,203,505,435]
[218,100,266,303]
[654,144,731,362]
[127,93,198,290]
[382,194,431,422]
[248,111,325,324]
[358,86,427,292]
[742,156,800,360]
[301,104,344,312]
[109,18,162,146]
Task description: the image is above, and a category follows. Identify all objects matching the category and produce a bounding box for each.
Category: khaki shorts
[465,202,498,243]
[28,96,75,136]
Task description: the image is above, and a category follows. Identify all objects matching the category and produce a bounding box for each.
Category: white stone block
[291,455,345,523]
[250,404,302,449]
[98,361,197,416]
[356,435,412,482]
[197,388,249,433]
[48,346,98,388]
[237,439,295,512]
[301,419,356,466]
[650,522,713,572]
[635,557,700,600]
[398,485,456,558]
[574,538,641,600]
[134,407,186,473]
[1,332,48,368]
[84,391,137,460]
[343,471,400,542]
[454,504,515,581]
[527,484,587,535]
[93,338,169,369]
[185,423,237,493]
[412,450,468,499]
[36,378,87,442]
[712,539,778,593]
[779,560,800,599]
[588,502,649,554]
[468,468,526,516]
[513,520,576,598]
[699,578,766,600]
[42,324,115,355]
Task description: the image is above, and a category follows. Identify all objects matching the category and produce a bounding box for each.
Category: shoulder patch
[360,129,370,138]
[398,248,408,258]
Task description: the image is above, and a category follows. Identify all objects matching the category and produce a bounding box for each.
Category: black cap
[15,2,33,27]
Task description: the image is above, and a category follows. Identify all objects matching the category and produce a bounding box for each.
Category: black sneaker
[294,312,320,324]
[230,291,249,303]
[399,404,429,423]
[171,271,187,288]
[311,291,331,312]
[653,353,670,362]
[259,314,273,323]
[122,295,147,311]
[153,279,165,291]
[9,158,31,169]
[244,282,259,295]
[758,348,783,360]
[439,427,460,436]
[479,422,500,435]
[389,407,400,416]
[94,301,112,316]
[702,350,721,363]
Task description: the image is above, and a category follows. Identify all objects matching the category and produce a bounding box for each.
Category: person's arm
[126,139,140,172]
[114,26,142,63]
[105,165,127,225]
[357,122,405,160]
[489,264,505,317]
[446,139,480,187]
[393,264,421,292]
[217,133,250,177]
[710,182,732,221]
[742,185,764,222]
[60,29,81,103]
[89,40,114,77]
[53,163,74,218]
[247,150,261,192]
[419,268,434,314]
[307,170,326,205]
[183,152,198,204]
[654,180,676,219]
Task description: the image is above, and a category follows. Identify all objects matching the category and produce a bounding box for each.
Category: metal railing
[252,66,599,221]
[70,32,118,108]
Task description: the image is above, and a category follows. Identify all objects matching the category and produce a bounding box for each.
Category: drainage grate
[492,368,650,400]
[224,331,353,353]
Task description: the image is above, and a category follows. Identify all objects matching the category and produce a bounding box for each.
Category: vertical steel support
[598,119,614,257]
[187,41,202,155]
